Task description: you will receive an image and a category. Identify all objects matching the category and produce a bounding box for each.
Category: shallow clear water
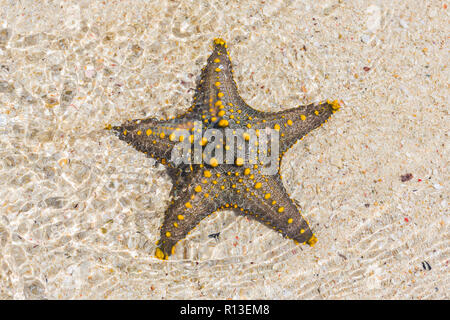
[0,0,448,299]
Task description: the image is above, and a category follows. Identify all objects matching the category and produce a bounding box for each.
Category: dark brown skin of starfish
[110,38,341,260]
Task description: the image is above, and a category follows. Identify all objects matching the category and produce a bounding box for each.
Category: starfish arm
[111,117,197,168]
[250,100,341,153]
[226,167,316,246]
[193,39,254,125]
[156,167,229,259]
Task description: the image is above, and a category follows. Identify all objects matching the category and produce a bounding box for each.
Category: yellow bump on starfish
[185,202,192,208]
[195,185,202,192]
[329,99,341,110]
[235,157,244,166]
[218,119,229,127]
[204,170,212,178]
[307,234,318,247]
[274,124,280,131]
[254,182,262,189]
[146,129,152,136]
[155,247,165,260]
[210,158,219,167]
[278,206,284,213]
[264,193,271,199]
[300,115,306,121]
[214,58,220,63]
[166,231,171,237]
[213,38,226,46]
[177,214,184,220]
[244,168,251,175]
[200,137,208,146]
[288,218,293,224]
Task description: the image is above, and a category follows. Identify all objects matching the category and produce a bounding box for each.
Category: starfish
[109,39,340,260]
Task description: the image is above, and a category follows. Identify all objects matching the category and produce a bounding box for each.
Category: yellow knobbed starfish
[108,38,341,260]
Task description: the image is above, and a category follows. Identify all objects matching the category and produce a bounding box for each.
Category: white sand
[0,0,448,299]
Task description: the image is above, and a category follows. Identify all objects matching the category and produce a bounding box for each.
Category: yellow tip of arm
[155,247,167,260]
[307,234,318,247]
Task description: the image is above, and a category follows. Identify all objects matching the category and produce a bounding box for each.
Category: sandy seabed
[0,0,448,299]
